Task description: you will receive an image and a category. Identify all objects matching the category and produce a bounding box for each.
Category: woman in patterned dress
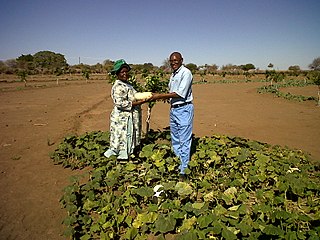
[104,59,150,160]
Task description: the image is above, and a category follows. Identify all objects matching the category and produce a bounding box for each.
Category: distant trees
[288,65,301,77]
[206,64,219,73]
[161,58,170,70]
[268,63,274,69]
[33,51,67,74]
[309,57,320,70]
[1,54,320,77]
[240,63,255,71]
[288,65,301,71]
[185,63,198,73]
[221,64,238,72]
[3,51,69,75]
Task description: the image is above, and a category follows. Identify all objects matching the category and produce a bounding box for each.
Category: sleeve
[112,83,132,111]
[175,70,193,99]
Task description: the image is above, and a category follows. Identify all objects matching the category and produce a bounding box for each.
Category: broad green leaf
[227,147,241,158]
[139,144,155,158]
[175,182,193,196]
[203,191,216,202]
[179,216,197,232]
[132,187,153,197]
[124,227,138,240]
[176,230,198,240]
[222,227,237,240]
[192,202,204,210]
[214,204,227,216]
[211,220,223,234]
[63,215,77,226]
[155,214,176,233]
[222,187,237,205]
[197,214,214,229]
[171,210,185,219]
[235,222,252,236]
[80,234,91,240]
[228,205,240,211]
[132,212,158,228]
[125,162,137,171]
[147,204,158,212]
[90,223,100,232]
[263,225,285,236]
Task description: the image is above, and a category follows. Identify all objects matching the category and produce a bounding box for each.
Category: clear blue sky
[0,0,319,70]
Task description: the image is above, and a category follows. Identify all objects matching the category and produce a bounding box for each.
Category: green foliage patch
[51,130,320,239]
[257,81,317,102]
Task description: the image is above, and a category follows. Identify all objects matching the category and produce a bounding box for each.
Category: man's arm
[150,92,179,101]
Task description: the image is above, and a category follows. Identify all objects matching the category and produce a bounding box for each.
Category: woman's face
[117,67,130,81]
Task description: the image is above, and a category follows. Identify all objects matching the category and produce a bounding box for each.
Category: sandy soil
[0,80,319,239]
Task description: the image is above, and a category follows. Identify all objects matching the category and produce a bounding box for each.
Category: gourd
[134,92,152,100]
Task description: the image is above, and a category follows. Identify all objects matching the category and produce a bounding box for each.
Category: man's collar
[173,65,183,75]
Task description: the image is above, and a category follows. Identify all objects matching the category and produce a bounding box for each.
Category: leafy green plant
[307,71,320,106]
[82,69,90,83]
[265,70,285,88]
[50,131,110,169]
[53,129,320,239]
[55,67,64,85]
[17,70,28,87]
[109,71,169,135]
[142,72,169,134]
[257,80,317,103]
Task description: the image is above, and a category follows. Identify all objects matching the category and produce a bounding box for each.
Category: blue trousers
[170,103,194,174]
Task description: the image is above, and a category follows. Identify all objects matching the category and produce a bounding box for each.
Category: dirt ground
[0,80,319,240]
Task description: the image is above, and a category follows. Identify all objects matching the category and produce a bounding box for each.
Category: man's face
[169,54,183,72]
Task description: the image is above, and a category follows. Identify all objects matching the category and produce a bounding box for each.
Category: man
[152,52,194,178]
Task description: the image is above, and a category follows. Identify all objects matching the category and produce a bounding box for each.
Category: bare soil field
[0,79,319,239]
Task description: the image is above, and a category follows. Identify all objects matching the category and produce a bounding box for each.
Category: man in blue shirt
[151,52,194,178]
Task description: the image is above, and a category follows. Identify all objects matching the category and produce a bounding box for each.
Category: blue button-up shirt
[169,65,193,106]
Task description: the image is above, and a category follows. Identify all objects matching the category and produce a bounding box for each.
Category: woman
[104,59,149,160]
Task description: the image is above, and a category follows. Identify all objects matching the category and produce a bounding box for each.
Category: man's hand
[149,93,163,101]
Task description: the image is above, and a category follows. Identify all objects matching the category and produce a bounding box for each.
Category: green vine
[257,81,317,102]
[51,130,320,239]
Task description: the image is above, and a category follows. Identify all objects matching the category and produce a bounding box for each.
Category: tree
[288,65,300,71]
[240,63,255,71]
[288,65,301,77]
[221,64,238,72]
[268,63,274,69]
[143,72,169,134]
[308,57,320,70]
[207,64,219,74]
[185,63,197,73]
[109,72,169,135]
[0,61,7,73]
[33,51,68,74]
[82,69,90,83]
[17,70,28,86]
[5,59,17,69]
[161,58,170,71]
[266,70,285,88]
[16,54,34,73]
